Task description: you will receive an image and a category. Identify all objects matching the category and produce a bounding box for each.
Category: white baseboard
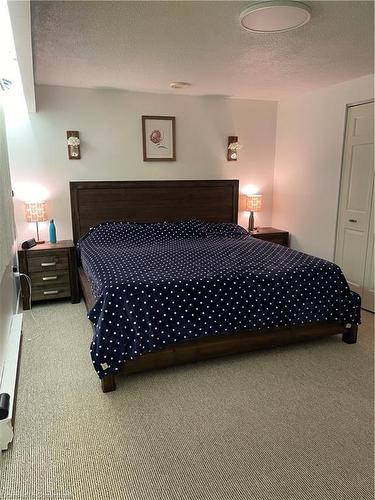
[0,313,22,451]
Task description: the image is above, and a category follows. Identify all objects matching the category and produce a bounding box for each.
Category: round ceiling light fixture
[170,81,192,89]
[240,1,311,33]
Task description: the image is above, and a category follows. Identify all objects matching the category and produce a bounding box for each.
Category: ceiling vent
[170,82,192,89]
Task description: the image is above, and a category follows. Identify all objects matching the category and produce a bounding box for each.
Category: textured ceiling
[31,1,374,100]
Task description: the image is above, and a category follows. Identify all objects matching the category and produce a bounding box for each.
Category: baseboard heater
[0,313,22,451]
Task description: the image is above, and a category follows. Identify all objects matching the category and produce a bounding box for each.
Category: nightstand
[250,227,289,247]
[18,240,80,310]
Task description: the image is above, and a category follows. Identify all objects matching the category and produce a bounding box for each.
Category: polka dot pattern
[77,220,361,379]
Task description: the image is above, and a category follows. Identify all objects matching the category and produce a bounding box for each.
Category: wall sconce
[227,136,241,161]
[67,131,81,159]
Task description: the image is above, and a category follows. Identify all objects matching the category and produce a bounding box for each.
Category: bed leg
[342,324,358,344]
[101,374,116,393]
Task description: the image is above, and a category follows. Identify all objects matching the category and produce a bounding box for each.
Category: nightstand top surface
[19,240,74,252]
[250,227,288,235]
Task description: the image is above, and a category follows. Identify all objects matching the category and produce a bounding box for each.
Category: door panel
[346,144,373,214]
[341,228,367,294]
[353,113,374,139]
[335,102,374,305]
[362,198,374,312]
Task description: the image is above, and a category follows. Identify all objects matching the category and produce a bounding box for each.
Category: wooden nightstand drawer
[18,240,80,310]
[27,251,69,272]
[30,270,70,287]
[32,285,71,301]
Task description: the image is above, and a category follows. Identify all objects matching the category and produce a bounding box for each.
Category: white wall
[272,74,374,261]
[6,85,278,243]
[0,103,17,382]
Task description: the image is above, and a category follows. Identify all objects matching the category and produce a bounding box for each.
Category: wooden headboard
[70,180,239,243]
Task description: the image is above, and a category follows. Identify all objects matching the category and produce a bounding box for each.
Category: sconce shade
[25,201,48,222]
[227,136,239,161]
[246,194,263,212]
[67,130,81,159]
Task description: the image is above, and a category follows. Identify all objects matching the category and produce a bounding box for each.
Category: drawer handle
[42,276,57,281]
[43,290,59,295]
[41,262,56,267]
[348,219,357,223]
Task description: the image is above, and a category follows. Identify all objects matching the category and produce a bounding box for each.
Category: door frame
[333,98,375,263]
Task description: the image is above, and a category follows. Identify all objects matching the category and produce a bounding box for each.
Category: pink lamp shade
[24,201,48,223]
[24,201,48,243]
[246,194,263,212]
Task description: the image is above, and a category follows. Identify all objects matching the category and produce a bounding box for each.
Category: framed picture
[142,115,176,161]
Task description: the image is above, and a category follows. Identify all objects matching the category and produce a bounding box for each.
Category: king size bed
[70,180,360,393]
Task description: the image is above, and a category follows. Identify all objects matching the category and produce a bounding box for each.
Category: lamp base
[34,221,45,245]
[248,211,254,232]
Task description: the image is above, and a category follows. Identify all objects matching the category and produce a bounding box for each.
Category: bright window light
[0,0,28,127]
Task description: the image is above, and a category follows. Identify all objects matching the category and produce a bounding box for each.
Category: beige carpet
[0,301,373,500]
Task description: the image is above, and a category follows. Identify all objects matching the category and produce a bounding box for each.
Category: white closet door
[362,197,374,311]
[335,102,374,301]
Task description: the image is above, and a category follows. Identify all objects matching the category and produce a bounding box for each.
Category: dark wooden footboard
[101,322,356,393]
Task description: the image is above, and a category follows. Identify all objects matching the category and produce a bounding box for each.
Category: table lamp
[246,194,263,231]
[24,201,48,244]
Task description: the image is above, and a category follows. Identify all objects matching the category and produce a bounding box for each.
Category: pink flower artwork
[149,129,167,149]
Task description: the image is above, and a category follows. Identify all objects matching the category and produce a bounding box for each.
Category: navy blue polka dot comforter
[77,220,360,379]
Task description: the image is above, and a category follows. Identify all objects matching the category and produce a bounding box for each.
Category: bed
[70,180,360,392]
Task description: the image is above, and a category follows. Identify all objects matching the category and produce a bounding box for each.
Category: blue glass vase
[49,219,57,244]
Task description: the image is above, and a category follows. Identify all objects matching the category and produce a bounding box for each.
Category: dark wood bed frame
[70,180,357,393]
